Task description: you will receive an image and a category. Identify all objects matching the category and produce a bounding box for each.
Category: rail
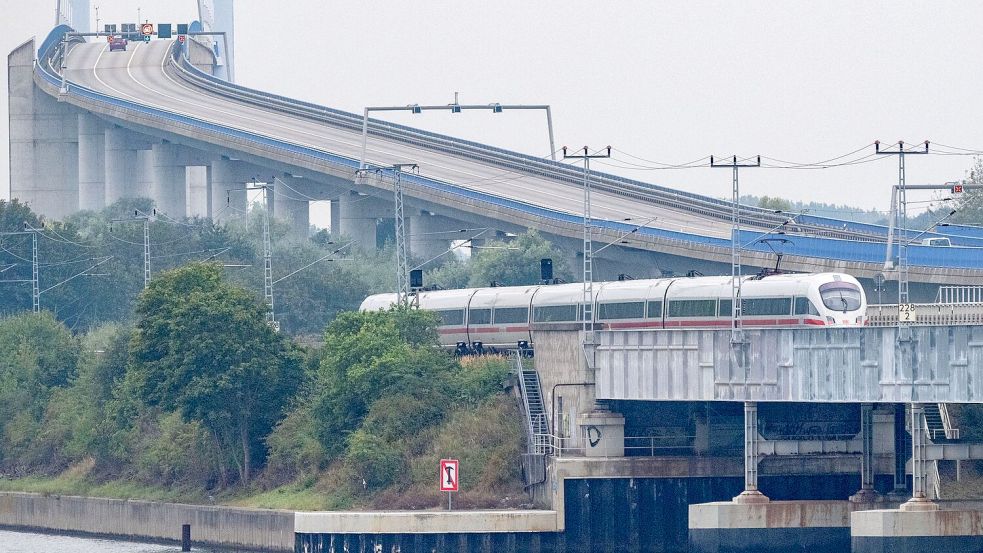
[940,403,961,441]
[937,286,983,304]
[534,431,697,458]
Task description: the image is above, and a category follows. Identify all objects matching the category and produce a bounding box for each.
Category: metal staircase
[512,352,551,455]
[925,403,960,441]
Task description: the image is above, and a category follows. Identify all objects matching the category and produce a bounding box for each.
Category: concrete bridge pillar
[330,199,341,237]
[208,158,252,223]
[408,212,467,261]
[104,127,151,205]
[77,113,105,211]
[734,401,768,504]
[8,39,78,220]
[272,185,310,239]
[339,191,392,249]
[186,166,210,218]
[151,143,187,217]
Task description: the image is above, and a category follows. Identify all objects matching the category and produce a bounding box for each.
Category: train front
[810,274,867,327]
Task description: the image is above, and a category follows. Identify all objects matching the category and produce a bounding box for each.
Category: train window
[647,300,663,318]
[668,299,716,317]
[794,297,820,316]
[719,299,731,317]
[742,298,792,316]
[436,309,465,326]
[819,282,863,312]
[494,306,529,324]
[533,304,578,322]
[468,308,491,325]
[598,301,645,320]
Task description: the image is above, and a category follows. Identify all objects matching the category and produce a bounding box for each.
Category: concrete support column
[209,158,248,223]
[734,401,768,504]
[186,166,210,218]
[329,199,340,237]
[151,143,187,217]
[339,191,392,249]
[77,113,105,211]
[273,185,310,239]
[104,127,150,205]
[408,212,467,261]
[851,403,879,503]
[8,39,78,220]
[902,403,938,511]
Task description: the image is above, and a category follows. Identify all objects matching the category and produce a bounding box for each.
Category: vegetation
[0,194,533,508]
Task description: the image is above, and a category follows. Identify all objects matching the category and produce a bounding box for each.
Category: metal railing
[937,286,983,304]
[867,303,983,327]
[512,353,552,456]
[533,431,696,458]
[940,403,961,441]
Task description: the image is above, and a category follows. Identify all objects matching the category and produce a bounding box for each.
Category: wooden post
[181,524,191,551]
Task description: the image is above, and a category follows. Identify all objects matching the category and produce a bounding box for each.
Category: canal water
[0,529,258,552]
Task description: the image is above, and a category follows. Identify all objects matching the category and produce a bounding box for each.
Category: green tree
[128,262,302,485]
[946,157,983,225]
[308,308,454,457]
[0,312,81,471]
[467,230,573,287]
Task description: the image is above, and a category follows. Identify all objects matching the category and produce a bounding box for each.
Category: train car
[359,272,867,351]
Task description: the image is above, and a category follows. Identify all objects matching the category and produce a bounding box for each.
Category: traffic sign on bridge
[141,23,154,36]
[178,35,186,44]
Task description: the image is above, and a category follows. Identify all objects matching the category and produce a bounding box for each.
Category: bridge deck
[596,326,983,403]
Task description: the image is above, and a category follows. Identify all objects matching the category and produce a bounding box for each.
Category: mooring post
[182,523,191,552]
[734,401,769,503]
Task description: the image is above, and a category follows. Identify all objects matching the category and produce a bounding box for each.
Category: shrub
[344,430,405,491]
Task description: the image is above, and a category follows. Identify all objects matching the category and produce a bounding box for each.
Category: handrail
[940,403,961,441]
[937,286,983,304]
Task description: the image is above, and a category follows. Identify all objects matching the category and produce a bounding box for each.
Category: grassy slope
[0,395,527,511]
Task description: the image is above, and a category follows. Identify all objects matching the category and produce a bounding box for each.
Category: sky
[2,1,983,220]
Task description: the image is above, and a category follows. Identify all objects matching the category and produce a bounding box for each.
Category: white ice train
[360,272,868,351]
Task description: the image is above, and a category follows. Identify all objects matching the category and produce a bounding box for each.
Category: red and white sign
[178,35,186,44]
[439,459,459,492]
[141,23,154,36]
[107,35,114,43]
[952,184,965,194]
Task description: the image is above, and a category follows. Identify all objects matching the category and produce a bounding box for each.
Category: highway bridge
[9,25,983,296]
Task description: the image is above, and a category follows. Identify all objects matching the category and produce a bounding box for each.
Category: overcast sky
[3,1,982,218]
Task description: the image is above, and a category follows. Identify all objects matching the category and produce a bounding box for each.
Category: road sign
[439,459,459,492]
[158,24,172,39]
[141,23,154,36]
[143,35,151,43]
[178,35,186,44]
[952,184,965,194]
[107,35,114,43]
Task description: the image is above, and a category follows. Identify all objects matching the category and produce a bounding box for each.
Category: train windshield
[819,282,863,312]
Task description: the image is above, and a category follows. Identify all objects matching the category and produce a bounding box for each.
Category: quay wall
[0,492,294,551]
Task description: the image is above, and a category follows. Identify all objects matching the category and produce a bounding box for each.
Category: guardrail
[937,286,983,304]
[168,43,910,246]
[34,28,983,270]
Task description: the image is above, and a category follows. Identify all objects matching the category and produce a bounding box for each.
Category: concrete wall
[0,492,293,552]
[531,328,595,453]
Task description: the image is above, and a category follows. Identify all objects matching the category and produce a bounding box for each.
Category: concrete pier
[77,113,105,211]
[104,127,151,205]
[8,39,79,220]
[151,143,187,217]
[852,508,983,553]
[209,158,252,222]
[339,191,391,249]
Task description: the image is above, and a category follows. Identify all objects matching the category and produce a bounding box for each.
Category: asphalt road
[63,40,734,239]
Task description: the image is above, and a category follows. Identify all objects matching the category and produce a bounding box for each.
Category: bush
[362,394,447,443]
[453,356,511,406]
[265,408,325,483]
[344,430,405,491]
[134,412,222,489]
